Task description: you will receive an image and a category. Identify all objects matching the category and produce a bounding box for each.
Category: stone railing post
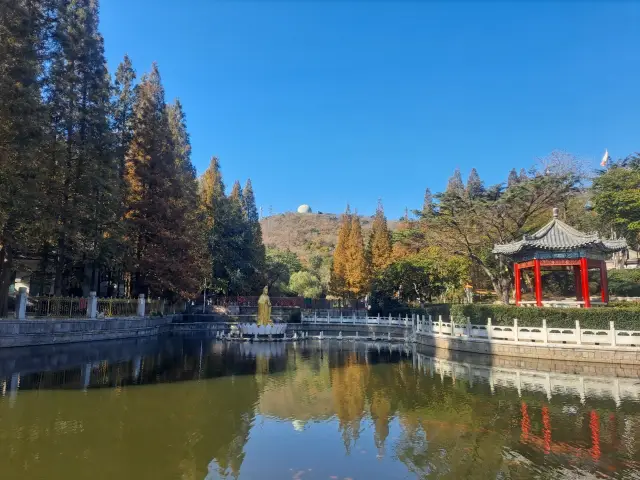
[513,318,519,342]
[542,319,548,344]
[438,315,443,334]
[486,318,492,340]
[610,321,616,347]
[575,320,581,345]
[451,317,456,336]
[388,313,392,325]
[428,314,433,334]
[15,287,27,320]
[87,291,98,319]
[466,317,472,338]
[137,294,145,317]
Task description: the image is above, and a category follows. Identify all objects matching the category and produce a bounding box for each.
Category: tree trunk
[54,236,65,296]
[0,247,14,317]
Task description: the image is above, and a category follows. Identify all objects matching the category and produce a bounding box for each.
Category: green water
[0,338,639,479]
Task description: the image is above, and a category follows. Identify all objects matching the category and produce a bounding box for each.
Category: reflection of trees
[0,340,261,480]
[330,352,369,453]
[3,340,640,478]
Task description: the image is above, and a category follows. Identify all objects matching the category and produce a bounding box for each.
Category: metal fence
[96,298,138,317]
[26,297,88,318]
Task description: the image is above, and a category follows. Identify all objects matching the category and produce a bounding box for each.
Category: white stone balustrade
[301,311,640,348]
[238,323,287,337]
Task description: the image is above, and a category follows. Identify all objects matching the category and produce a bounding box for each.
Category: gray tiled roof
[493,217,628,256]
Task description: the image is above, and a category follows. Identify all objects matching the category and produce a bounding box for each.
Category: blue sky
[100,1,640,219]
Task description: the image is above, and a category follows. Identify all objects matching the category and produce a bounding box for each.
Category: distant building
[297,204,312,214]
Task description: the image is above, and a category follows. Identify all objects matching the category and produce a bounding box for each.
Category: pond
[0,337,639,479]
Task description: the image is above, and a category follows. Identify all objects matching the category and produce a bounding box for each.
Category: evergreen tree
[345,215,369,298]
[507,168,519,187]
[0,0,49,314]
[200,158,246,295]
[330,206,351,297]
[422,188,434,217]
[368,201,392,273]
[446,168,464,192]
[112,54,136,177]
[242,179,266,291]
[230,180,243,207]
[519,168,528,181]
[466,168,484,198]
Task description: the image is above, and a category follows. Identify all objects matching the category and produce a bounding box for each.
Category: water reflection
[0,338,639,479]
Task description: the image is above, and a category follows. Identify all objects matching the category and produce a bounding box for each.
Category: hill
[261,212,399,264]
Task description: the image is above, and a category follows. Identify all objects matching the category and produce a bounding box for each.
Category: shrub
[450,303,640,330]
[608,269,640,297]
[288,308,302,323]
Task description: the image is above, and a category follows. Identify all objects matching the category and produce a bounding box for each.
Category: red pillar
[514,263,521,306]
[600,260,609,304]
[534,259,543,307]
[573,266,583,301]
[580,257,591,308]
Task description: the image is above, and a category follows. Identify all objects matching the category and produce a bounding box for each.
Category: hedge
[608,269,640,297]
[450,304,640,330]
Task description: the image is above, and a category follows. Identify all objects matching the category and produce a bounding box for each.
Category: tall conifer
[242,179,266,291]
[330,206,351,297]
[367,201,392,273]
[124,63,178,295]
[0,0,49,313]
[113,54,136,177]
[345,215,369,298]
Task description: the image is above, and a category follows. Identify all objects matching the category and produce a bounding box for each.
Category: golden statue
[257,286,272,326]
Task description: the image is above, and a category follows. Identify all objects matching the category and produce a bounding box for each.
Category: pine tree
[446,168,464,192]
[507,168,519,187]
[346,215,368,298]
[466,168,484,198]
[330,206,351,297]
[368,201,392,273]
[0,0,49,314]
[112,54,136,177]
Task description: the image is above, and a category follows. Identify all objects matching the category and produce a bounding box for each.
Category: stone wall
[0,317,173,348]
[415,333,640,365]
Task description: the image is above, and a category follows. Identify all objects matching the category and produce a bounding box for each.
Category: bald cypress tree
[346,215,369,298]
[0,0,49,313]
[124,63,179,296]
[367,201,392,273]
[330,206,352,298]
[45,0,118,294]
[112,54,136,178]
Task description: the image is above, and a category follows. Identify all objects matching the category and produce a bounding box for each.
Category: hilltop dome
[297,204,312,214]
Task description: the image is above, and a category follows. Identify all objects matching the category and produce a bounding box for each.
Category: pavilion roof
[492,210,628,256]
